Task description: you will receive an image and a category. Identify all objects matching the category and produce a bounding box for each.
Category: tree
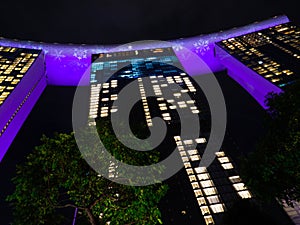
[6,120,168,225]
[240,80,300,206]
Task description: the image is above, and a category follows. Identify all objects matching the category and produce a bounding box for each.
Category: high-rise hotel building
[89,47,253,225]
[215,22,300,107]
[0,15,298,225]
[0,46,45,161]
[216,22,300,225]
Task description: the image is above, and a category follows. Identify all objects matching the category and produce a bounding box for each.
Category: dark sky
[0,1,299,44]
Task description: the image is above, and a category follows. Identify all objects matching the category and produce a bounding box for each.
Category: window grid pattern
[0,46,41,106]
[215,151,252,199]
[217,22,300,87]
[175,136,226,225]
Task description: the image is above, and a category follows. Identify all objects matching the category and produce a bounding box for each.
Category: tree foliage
[6,120,168,225]
[240,81,300,205]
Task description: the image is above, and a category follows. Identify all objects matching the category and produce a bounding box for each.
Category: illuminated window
[174,92,181,98]
[203,187,217,196]
[178,101,187,108]
[233,183,247,191]
[238,190,252,199]
[110,108,118,113]
[110,94,118,101]
[218,157,229,163]
[101,98,109,102]
[271,78,280,83]
[100,113,108,117]
[195,137,207,144]
[197,173,210,180]
[175,139,182,146]
[187,149,198,155]
[200,206,210,215]
[180,151,187,157]
[191,182,200,189]
[178,146,184,151]
[207,196,220,206]
[204,215,214,225]
[186,168,193,175]
[186,100,195,104]
[215,152,225,157]
[194,189,203,197]
[189,175,197,182]
[183,139,193,145]
[197,197,206,206]
[264,74,273,78]
[190,155,201,161]
[194,167,207,174]
[229,176,242,183]
[102,83,110,88]
[221,163,234,170]
[184,162,191,168]
[200,180,214,188]
[210,204,224,213]
[174,136,181,141]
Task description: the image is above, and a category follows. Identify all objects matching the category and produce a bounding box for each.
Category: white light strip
[138,78,152,127]
[89,83,101,120]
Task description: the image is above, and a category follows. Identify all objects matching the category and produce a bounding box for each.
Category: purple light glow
[0,15,289,86]
[0,15,290,160]
[215,46,282,108]
[0,53,46,162]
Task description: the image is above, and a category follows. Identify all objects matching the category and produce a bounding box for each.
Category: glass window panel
[233,183,247,191]
[207,195,220,204]
[200,180,214,188]
[197,173,210,180]
[238,190,252,199]
[197,197,206,206]
[218,157,230,163]
[203,187,217,196]
[200,206,210,216]
[210,204,224,213]
[194,189,203,197]
[221,163,234,170]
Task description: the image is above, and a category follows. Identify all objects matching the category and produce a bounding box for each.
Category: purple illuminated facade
[215,46,282,108]
[0,15,289,86]
[0,15,290,161]
[0,51,46,161]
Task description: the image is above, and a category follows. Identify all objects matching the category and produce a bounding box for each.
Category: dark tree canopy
[240,81,300,206]
[6,120,168,225]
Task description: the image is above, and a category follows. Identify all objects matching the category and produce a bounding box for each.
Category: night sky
[0,0,299,44]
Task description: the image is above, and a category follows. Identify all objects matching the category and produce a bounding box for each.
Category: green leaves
[7,125,167,225]
[240,80,300,205]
